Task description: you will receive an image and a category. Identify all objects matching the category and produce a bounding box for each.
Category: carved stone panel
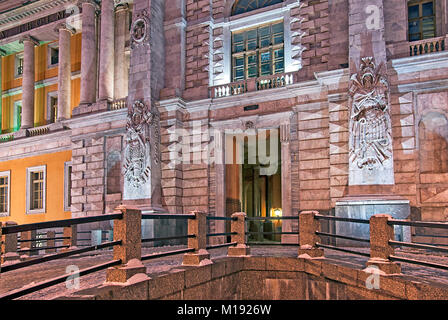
[123,100,153,200]
[348,57,394,185]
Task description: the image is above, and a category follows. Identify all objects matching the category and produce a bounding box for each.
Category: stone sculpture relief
[349,56,393,172]
[130,9,150,48]
[124,100,152,188]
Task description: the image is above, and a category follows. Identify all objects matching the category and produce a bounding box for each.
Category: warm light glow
[271,208,282,217]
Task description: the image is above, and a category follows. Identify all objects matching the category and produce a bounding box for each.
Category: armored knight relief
[348,56,394,185]
[123,100,153,194]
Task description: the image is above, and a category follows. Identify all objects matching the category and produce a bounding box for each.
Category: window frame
[231,20,285,82]
[26,165,46,214]
[47,43,59,69]
[64,161,72,212]
[408,0,436,41]
[231,0,284,16]
[0,170,11,217]
[14,53,24,79]
[13,100,22,132]
[46,91,58,124]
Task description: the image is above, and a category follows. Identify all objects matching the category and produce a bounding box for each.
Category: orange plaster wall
[0,150,72,225]
[1,33,82,132]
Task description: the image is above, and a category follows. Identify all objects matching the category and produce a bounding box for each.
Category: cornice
[390,51,448,75]
[0,0,75,30]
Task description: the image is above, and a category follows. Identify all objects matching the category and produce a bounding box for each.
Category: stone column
[56,24,75,121]
[366,214,401,274]
[98,0,115,102]
[79,0,98,105]
[228,212,250,256]
[19,36,38,130]
[114,2,129,100]
[106,205,146,283]
[183,211,212,266]
[297,211,324,258]
[280,123,293,243]
[0,50,4,134]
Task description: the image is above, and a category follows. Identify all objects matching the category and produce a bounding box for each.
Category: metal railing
[0,213,123,300]
[2,208,448,300]
[306,212,448,273]
[245,215,299,244]
[0,210,245,300]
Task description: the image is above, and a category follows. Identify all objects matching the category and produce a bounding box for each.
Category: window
[13,101,22,132]
[0,171,10,217]
[232,21,284,82]
[26,165,46,214]
[64,162,72,212]
[47,94,58,124]
[14,53,23,78]
[232,0,283,16]
[48,45,59,67]
[408,0,436,41]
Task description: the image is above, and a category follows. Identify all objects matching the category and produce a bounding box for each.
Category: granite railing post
[183,211,212,266]
[227,212,250,256]
[0,221,20,264]
[46,231,56,254]
[20,230,36,258]
[297,211,324,258]
[105,205,146,283]
[62,225,77,251]
[366,214,401,274]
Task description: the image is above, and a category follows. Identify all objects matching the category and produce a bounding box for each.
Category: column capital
[19,35,39,46]
[115,1,129,12]
[0,48,7,56]
[54,22,77,35]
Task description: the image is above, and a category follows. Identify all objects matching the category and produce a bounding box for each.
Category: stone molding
[18,34,40,46]
[0,0,74,28]
[54,22,77,34]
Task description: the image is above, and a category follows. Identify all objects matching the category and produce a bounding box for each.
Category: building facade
[0,0,447,244]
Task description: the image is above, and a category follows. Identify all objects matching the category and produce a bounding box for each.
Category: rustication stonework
[2,0,448,247]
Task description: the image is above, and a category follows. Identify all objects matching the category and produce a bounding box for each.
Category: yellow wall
[0,150,72,225]
[1,33,82,132]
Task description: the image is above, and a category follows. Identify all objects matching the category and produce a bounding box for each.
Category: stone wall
[61,256,448,300]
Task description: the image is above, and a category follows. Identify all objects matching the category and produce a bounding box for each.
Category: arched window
[232,0,284,16]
